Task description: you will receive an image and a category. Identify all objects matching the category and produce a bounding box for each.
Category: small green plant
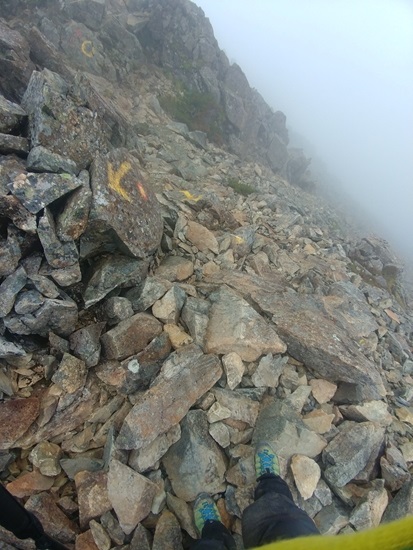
[227,177,255,196]
[160,85,226,144]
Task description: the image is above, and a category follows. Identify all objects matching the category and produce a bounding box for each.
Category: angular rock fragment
[22,69,106,169]
[0,94,27,133]
[185,220,219,254]
[0,20,35,101]
[27,146,78,174]
[152,510,182,550]
[25,492,79,543]
[89,521,111,550]
[313,500,349,535]
[155,256,194,282]
[208,270,383,394]
[29,274,60,298]
[83,255,148,307]
[152,285,186,324]
[252,394,327,460]
[0,194,37,233]
[322,281,379,339]
[60,457,104,480]
[29,441,62,477]
[163,410,227,501]
[213,388,260,427]
[0,265,26,317]
[340,401,393,426]
[309,379,337,404]
[181,296,210,347]
[0,397,39,449]
[382,480,413,522]
[5,296,78,337]
[56,172,91,237]
[251,354,287,388]
[82,148,163,258]
[107,459,157,535]
[166,493,198,539]
[70,323,105,368]
[37,207,79,269]
[349,480,388,530]
[14,379,101,448]
[52,353,87,394]
[44,261,82,287]
[163,323,193,349]
[14,289,45,314]
[291,455,321,500]
[130,523,152,550]
[209,422,231,448]
[380,444,410,492]
[129,424,181,473]
[6,471,54,498]
[100,511,125,547]
[0,336,26,359]
[205,287,286,361]
[117,346,222,449]
[302,409,335,434]
[0,133,29,155]
[126,276,172,312]
[0,226,21,278]
[75,471,111,530]
[76,530,99,550]
[101,313,163,361]
[8,171,82,214]
[322,421,385,488]
[104,296,134,325]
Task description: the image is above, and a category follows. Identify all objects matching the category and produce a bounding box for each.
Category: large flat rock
[116,346,222,450]
[163,410,227,501]
[206,272,385,400]
[204,286,286,361]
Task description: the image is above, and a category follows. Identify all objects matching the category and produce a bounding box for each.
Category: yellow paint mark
[137,182,148,201]
[233,236,245,244]
[81,40,95,58]
[179,190,202,202]
[107,161,132,202]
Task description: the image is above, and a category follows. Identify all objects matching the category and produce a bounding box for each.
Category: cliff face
[0,1,413,548]
[0,0,310,183]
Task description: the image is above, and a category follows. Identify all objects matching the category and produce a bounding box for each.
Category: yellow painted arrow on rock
[179,189,203,202]
[108,161,132,202]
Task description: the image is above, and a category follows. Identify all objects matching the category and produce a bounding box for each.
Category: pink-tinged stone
[107,459,157,535]
[0,397,39,449]
[309,379,337,404]
[6,471,54,498]
[76,530,99,550]
[75,470,111,529]
[185,221,219,254]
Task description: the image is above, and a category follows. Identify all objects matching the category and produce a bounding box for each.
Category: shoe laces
[258,449,275,474]
[199,500,220,523]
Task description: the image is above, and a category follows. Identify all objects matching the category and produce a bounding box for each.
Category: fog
[194,0,413,264]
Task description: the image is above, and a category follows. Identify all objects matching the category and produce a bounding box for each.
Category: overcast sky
[194,0,413,263]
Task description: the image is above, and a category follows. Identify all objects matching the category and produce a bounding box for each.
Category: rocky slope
[0,1,412,549]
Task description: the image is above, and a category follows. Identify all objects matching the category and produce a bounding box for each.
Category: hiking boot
[255,441,280,478]
[193,493,222,535]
